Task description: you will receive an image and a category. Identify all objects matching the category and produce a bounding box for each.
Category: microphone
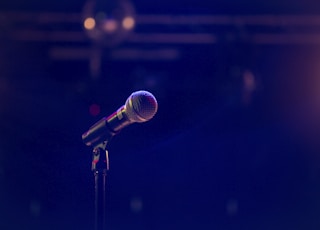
[82,90,158,148]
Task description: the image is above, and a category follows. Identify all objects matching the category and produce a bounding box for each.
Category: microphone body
[82,91,158,148]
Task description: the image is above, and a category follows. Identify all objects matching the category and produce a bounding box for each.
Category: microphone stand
[91,141,109,230]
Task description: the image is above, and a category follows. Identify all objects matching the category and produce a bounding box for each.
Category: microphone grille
[125,90,158,123]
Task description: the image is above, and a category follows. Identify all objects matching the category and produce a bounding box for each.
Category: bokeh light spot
[84,17,96,30]
[226,199,238,216]
[130,197,143,213]
[89,104,101,116]
[30,200,41,217]
[243,70,256,91]
[103,19,118,33]
[122,16,135,30]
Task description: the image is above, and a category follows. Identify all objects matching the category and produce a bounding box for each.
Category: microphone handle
[106,106,132,133]
[82,106,132,148]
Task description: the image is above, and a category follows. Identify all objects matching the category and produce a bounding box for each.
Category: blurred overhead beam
[3,12,320,26]
[253,33,320,44]
[137,15,320,26]
[49,47,180,60]
[4,11,320,62]
[0,12,81,24]
[9,29,320,45]
[10,30,86,42]
[127,33,217,44]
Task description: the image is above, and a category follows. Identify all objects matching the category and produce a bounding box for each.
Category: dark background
[2,1,320,230]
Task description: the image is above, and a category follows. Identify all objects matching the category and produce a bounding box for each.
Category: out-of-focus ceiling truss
[2,12,320,61]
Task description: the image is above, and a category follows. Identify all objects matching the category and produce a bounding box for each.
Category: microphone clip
[91,141,110,172]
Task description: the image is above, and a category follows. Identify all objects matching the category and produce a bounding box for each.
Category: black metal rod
[102,169,107,230]
[94,170,99,230]
[92,147,109,230]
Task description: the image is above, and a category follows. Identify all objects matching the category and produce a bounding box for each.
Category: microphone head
[125,90,158,123]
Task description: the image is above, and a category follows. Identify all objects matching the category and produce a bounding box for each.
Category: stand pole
[92,145,109,230]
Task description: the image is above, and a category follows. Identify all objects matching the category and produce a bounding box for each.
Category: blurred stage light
[243,70,256,92]
[102,19,118,33]
[226,198,238,216]
[29,200,41,217]
[242,70,257,105]
[84,17,96,30]
[130,197,143,213]
[122,16,135,30]
[82,0,136,47]
[89,103,101,116]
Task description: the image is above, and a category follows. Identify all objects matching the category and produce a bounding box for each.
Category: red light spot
[89,104,101,116]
